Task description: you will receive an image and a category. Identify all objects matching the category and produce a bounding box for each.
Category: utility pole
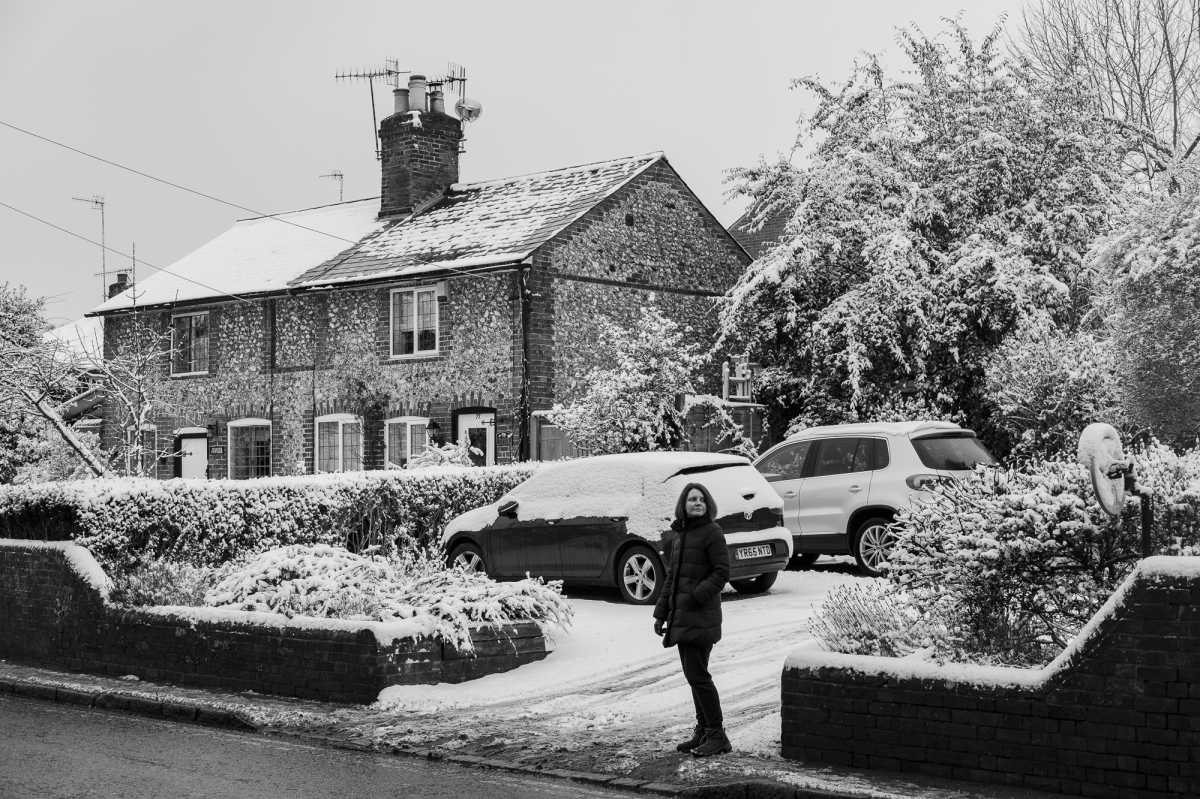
[320,170,345,202]
[72,195,106,301]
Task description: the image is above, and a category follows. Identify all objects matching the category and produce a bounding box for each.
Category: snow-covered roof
[46,316,103,364]
[88,152,666,313]
[89,199,384,314]
[289,152,663,288]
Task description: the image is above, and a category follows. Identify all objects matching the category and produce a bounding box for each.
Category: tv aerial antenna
[335,58,410,160]
[319,170,344,202]
[336,61,477,158]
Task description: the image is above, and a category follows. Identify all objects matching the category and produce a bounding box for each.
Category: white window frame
[170,311,210,376]
[227,418,271,479]
[314,413,363,473]
[389,286,440,358]
[383,416,429,469]
[125,423,158,475]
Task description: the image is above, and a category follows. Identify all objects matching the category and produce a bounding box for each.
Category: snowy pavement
[256,560,877,789]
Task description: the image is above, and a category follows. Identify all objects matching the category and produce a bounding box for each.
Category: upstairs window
[171,312,210,375]
[315,413,362,473]
[384,416,428,469]
[228,418,271,479]
[390,287,438,357]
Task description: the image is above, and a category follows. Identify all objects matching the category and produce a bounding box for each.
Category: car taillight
[906,473,944,490]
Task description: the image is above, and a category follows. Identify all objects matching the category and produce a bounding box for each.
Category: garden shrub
[808,580,944,658]
[205,543,574,652]
[108,556,213,607]
[0,464,537,573]
[812,443,1200,667]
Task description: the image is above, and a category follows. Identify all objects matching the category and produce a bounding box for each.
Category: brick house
[89,75,750,479]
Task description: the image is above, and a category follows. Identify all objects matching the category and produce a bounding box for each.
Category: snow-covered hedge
[813,444,1200,667]
[0,465,537,572]
[203,544,573,653]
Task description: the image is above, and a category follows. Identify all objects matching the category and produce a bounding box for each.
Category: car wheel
[616,545,662,605]
[729,571,779,595]
[852,517,896,577]
[449,542,486,574]
[787,553,820,570]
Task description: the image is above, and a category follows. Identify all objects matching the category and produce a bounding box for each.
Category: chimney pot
[430,88,445,114]
[393,86,409,114]
[107,271,130,299]
[408,74,427,113]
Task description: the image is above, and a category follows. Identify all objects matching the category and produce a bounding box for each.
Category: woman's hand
[653,619,665,637]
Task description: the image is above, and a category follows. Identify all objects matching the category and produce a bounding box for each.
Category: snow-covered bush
[817,444,1200,667]
[809,581,943,658]
[204,544,573,653]
[108,556,213,607]
[0,464,537,573]
[406,441,479,469]
[985,316,1128,459]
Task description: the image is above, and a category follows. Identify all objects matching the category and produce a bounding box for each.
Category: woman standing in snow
[653,482,731,757]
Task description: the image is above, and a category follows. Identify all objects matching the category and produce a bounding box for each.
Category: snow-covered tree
[984,314,1129,459]
[721,21,1131,452]
[1094,185,1200,444]
[547,306,730,455]
[0,283,108,479]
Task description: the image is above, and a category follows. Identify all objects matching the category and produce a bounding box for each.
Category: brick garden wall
[781,557,1200,799]
[0,540,548,704]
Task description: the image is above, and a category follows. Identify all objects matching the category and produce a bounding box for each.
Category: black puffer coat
[653,518,730,647]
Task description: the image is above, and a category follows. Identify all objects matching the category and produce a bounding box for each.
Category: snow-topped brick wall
[0,539,549,703]
[781,557,1200,799]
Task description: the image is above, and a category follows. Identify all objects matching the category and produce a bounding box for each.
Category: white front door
[457,412,495,466]
[179,436,208,478]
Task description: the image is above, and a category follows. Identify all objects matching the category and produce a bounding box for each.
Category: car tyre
[729,571,779,595]
[787,552,820,570]
[449,542,486,574]
[616,545,663,605]
[852,517,896,577]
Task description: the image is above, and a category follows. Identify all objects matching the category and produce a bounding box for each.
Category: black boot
[675,724,705,752]
[690,727,732,757]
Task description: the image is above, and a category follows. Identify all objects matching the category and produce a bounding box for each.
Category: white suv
[752,421,997,576]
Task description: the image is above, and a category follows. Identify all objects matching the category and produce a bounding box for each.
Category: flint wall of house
[101,271,521,477]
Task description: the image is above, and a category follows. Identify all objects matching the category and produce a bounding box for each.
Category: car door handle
[848,485,862,493]
[782,490,797,498]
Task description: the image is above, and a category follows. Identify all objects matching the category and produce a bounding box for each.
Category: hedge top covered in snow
[785,556,1200,687]
[442,452,780,544]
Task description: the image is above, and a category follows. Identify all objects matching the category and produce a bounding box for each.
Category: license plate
[736,544,773,560]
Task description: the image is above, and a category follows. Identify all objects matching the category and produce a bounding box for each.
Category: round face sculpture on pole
[1077,422,1126,517]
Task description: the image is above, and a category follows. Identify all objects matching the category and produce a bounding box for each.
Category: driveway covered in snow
[323,561,869,783]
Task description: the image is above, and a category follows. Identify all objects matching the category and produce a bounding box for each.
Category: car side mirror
[498,500,519,519]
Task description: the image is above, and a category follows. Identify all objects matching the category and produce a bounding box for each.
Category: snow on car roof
[787,421,965,439]
[443,453,779,544]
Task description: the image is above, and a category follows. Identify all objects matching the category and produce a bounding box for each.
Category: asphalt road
[0,694,646,799]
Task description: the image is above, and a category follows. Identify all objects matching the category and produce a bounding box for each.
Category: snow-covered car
[753,421,997,576]
[441,452,792,605]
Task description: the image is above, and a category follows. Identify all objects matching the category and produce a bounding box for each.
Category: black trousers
[677,641,723,729]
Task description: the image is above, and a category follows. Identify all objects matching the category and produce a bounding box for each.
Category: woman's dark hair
[673,482,718,525]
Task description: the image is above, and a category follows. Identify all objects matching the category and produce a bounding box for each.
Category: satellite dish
[1077,422,1126,517]
[455,97,483,122]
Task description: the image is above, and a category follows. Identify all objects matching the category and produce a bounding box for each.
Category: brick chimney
[107,271,131,298]
[378,74,463,218]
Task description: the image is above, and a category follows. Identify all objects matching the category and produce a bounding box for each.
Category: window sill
[388,352,441,361]
[170,371,211,378]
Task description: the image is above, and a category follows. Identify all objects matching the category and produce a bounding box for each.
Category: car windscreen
[667,461,745,479]
[911,433,997,470]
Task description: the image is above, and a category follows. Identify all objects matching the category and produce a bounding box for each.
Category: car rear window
[911,433,997,470]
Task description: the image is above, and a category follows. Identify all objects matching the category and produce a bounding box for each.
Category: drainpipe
[518,259,533,461]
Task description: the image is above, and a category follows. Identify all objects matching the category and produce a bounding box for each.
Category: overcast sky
[0,0,1022,327]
